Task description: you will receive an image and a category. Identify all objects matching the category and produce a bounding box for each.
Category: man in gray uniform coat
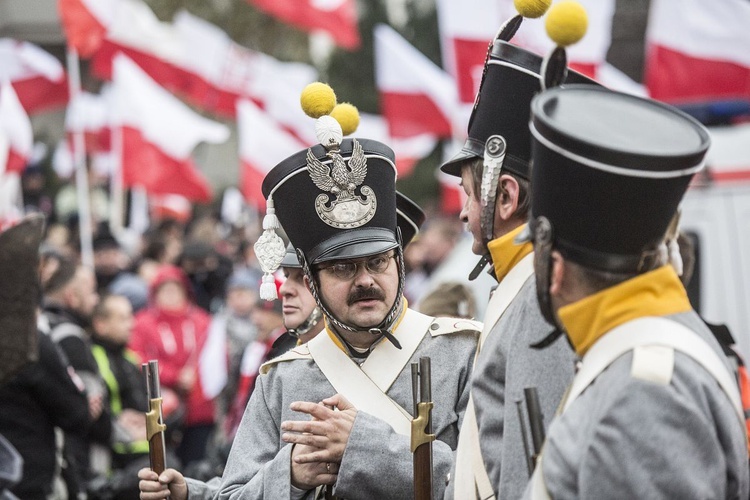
[439,6,597,499]
[217,108,479,500]
[137,192,429,500]
[520,84,749,499]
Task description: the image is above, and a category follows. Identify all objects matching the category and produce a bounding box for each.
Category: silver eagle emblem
[306,138,377,229]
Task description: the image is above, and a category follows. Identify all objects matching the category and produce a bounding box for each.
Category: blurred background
[1,0,749,350]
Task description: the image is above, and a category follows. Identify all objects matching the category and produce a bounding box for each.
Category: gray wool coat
[524,311,749,500]
[215,309,480,500]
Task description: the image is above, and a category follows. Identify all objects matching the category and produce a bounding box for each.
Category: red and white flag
[374,23,458,139]
[437,0,617,105]
[65,90,111,154]
[111,55,229,202]
[645,0,750,104]
[247,0,360,50]
[0,82,33,175]
[0,39,68,114]
[236,98,305,208]
[57,0,114,57]
[89,4,317,141]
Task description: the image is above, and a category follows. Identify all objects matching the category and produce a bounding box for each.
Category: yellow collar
[325,298,409,353]
[487,223,533,282]
[558,265,692,357]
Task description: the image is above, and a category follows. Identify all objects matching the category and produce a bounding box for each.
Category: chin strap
[468,254,491,281]
[530,216,568,350]
[297,245,406,351]
[287,307,322,339]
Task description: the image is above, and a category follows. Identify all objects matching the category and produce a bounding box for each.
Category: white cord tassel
[260,273,278,301]
[253,196,286,301]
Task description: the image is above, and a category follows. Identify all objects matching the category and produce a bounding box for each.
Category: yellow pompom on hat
[330,103,360,136]
[545,0,588,47]
[514,0,552,19]
[300,82,337,119]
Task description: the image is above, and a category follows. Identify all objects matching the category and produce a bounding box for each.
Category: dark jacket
[43,304,112,479]
[0,330,90,500]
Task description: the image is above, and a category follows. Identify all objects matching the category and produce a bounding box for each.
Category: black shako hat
[395,191,425,248]
[261,137,399,266]
[278,191,425,269]
[528,85,710,273]
[440,41,598,179]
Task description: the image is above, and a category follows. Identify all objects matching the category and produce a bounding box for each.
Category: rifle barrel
[143,360,167,475]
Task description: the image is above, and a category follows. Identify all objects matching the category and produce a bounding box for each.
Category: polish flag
[645,0,750,104]
[111,55,229,202]
[247,0,360,50]
[374,24,458,139]
[437,0,618,104]
[0,82,33,175]
[57,0,114,57]
[89,5,317,142]
[65,90,111,153]
[0,39,68,114]
[236,98,305,208]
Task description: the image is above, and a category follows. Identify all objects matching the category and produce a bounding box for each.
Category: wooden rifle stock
[143,360,167,475]
[411,357,435,500]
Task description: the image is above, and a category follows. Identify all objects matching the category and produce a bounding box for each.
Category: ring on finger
[326,462,331,473]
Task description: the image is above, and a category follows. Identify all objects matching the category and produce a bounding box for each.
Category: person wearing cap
[440,2,597,498]
[207,85,480,499]
[137,195,430,499]
[520,82,748,498]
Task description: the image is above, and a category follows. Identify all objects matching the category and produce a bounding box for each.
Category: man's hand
[138,467,188,500]
[282,394,357,464]
[289,443,339,490]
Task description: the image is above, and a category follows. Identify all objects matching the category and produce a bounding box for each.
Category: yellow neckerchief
[558,265,692,357]
[487,223,533,282]
[325,298,409,353]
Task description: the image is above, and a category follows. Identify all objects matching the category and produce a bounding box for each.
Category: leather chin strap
[529,216,568,350]
[297,242,406,351]
[287,307,322,339]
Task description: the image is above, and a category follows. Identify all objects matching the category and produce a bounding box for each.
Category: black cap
[529,85,710,272]
[441,41,598,179]
[395,192,425,247]
[262,138,398,265]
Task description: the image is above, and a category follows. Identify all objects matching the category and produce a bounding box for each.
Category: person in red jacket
[129,264,213,466]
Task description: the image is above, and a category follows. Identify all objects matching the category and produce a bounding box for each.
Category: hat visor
[309,228,399,265]
[440,138,485,177]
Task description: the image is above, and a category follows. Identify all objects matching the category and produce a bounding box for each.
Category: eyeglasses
[317,253,395,281]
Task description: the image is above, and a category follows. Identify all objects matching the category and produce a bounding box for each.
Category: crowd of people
[0,170,472,499]
[1,1,748,499]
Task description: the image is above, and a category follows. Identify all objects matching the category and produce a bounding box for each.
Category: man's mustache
[347,287,385,306]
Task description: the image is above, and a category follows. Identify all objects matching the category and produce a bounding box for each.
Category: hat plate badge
[307,116,377,229]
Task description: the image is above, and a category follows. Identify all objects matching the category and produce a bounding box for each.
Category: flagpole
[65,47,94,269]
[109,120,125,238]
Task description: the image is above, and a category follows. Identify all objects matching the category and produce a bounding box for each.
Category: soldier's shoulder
[427,316,482,337]
[260,344,312,374]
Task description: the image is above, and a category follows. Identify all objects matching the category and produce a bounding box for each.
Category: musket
[517,386,545,476]
[411,357,435,500]
[143,360,167,475]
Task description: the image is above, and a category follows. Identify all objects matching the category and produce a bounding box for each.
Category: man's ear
[496,174,520,222]
[549,250,565,297]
